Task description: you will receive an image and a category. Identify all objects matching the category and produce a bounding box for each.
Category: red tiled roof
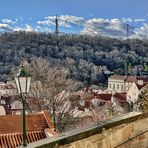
[0,111,56,148]
[125,76,137,82]
[114,93,127,101]
[0,131,46,148]
[0,113,53,134]
[95,93,126,102]
[109,75,127,80]
[137,77,148,82]
[96,94,112,101]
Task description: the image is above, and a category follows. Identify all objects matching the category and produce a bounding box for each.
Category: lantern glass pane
[19,77,27,93]
[26,77,31,93]
[15,77,21,93]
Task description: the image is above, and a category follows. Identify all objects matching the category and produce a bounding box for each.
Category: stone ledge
[23,112,148,148]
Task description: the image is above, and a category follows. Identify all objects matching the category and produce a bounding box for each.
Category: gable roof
[125,76,137,82]
[0,111,56,148]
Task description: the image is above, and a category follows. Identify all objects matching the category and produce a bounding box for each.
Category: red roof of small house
[137,77,148,83]
[0,111,56,148]
[0,131,46,148]
[125,76,137,83]
[95,93,126,102]
[114,93,127,101]
[109,75,127,80]
[96,94,112,101]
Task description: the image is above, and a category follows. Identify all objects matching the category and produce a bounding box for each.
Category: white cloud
[122,18,133,23]
[134,19,145,22]
[2,19,17,24]
[37,15,85,28]
[0,23,13,32]
[37,20,54,26]
[13,24,35,32]
[59,15,84,27]
[13,24,51,33]
[133,23,148,39]
[81,18,135,37]
[35,26,51,32]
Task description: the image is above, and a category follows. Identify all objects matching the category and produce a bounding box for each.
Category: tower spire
[55,14,59,35]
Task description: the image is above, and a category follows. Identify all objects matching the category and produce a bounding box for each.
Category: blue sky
[0,0,148,38]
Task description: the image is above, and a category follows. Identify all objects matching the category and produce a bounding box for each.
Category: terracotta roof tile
[0,111,56,148]
[0,131,46,148]
[125,76,137,82]
[96,94,112,101]
[0,113,49,134]
[109,75,148,84]
[137,77,148,82]
[109,75,127,80]
[114,93,127,101]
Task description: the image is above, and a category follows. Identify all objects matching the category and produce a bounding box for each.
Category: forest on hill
[0,31,148,86]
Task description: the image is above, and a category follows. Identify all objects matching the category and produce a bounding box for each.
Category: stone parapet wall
[26,112,148,148]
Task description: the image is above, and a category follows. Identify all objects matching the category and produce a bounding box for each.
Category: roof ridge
[42,110,55,129]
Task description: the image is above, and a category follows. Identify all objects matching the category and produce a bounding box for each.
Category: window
[109,84,111,88]
[117,84,119,89]
[121,85,123,90]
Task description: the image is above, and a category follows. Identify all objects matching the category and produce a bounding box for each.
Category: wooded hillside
[0,31,147,85]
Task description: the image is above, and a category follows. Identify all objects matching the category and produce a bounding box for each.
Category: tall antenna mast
[126,23,129,39]
[55,14,59,35]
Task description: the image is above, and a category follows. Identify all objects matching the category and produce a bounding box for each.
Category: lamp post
[15,65,31,147]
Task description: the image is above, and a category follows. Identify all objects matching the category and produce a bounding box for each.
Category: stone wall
[61,117,148,148]
[26,112,148,148]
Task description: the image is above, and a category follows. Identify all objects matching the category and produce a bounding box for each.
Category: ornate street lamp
[15,65,31,147]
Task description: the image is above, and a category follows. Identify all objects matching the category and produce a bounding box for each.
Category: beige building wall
[108,78,125,92]
[126,83,139,104]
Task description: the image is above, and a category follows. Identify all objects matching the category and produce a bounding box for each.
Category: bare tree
[138,84,148,112]
[24,57,82,132]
